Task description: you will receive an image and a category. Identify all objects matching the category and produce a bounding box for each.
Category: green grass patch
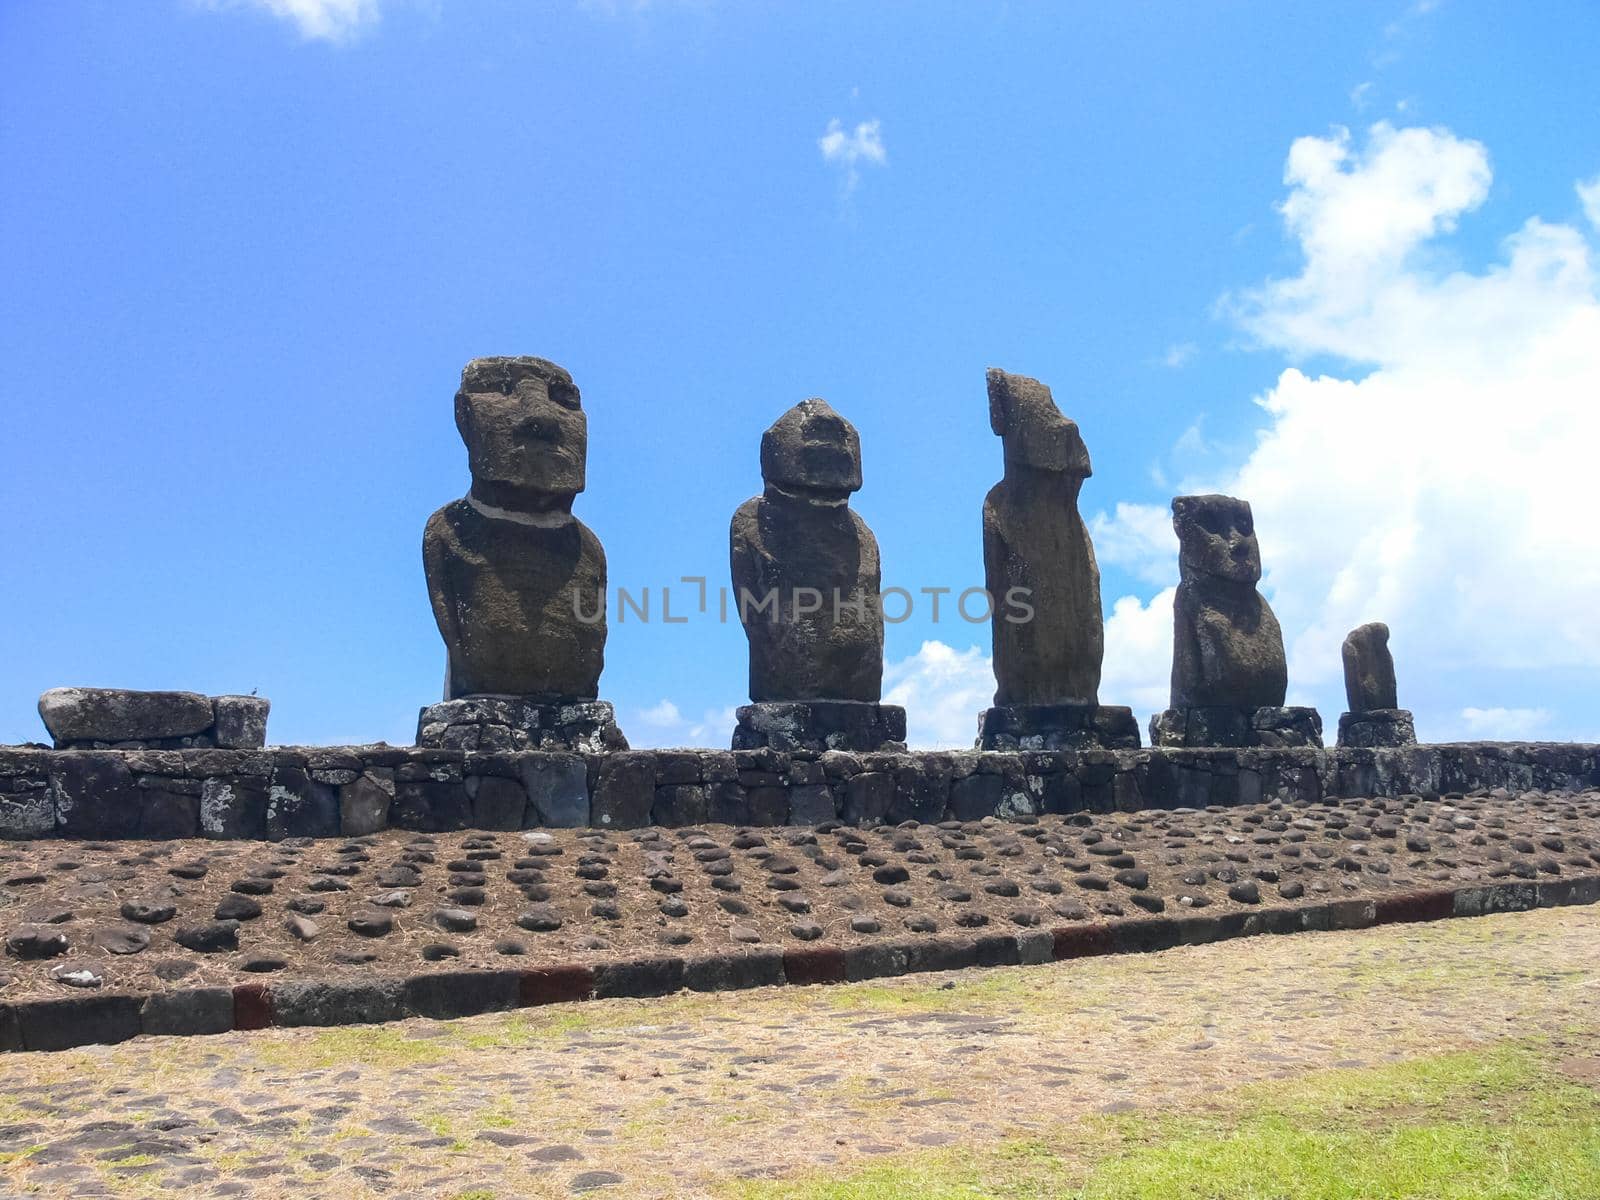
[728,1041,1600,1199]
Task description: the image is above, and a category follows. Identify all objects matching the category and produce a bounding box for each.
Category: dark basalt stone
[732,701,906,753]
[38,688,213,746]
[983,368,1103,708]
[423,357,607,701]
[1343,622,1399,713]
[1338,709,1418,748]
[731,399,884,706]
[416,697,625,754]
[1168,495,1287,711]
[977,702,1140,751]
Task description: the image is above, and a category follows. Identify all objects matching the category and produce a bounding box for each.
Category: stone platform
[416,696,628,754]
[1,790,1598,1052]
[1,741,1598,841]
[976,704,1141,751]
[1151,705,1323,749]
[1338,709,1418,748]
[731,701,907,753]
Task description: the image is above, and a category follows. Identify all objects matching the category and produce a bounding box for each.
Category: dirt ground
[0,900,1597,1197]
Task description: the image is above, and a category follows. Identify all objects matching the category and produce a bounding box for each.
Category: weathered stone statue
[1151,494,1321,747]
[729,399,905,752]
[975,368,1138,750]
[1336,621,1416,747]
[419,356,626,752]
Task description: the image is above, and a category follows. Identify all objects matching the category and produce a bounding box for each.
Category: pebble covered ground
[2,788,1598,997]
[0,904,1596,1197]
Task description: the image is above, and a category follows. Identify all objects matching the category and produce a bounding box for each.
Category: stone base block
[1337,709,1417,748]
[39,689,269,751]
[416,696,628,753]
[732,701,907,753]
[976,704,1141,751]
[1151,705,1324,749]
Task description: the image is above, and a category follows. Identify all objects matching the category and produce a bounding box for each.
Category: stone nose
[518,415,562,443]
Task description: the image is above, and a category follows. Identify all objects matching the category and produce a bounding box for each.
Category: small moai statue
[975,368,1139,750]
[1336,622,1417,747]
[1150,494,1321,747]
[729,398,906,752]
[418,356,627,752]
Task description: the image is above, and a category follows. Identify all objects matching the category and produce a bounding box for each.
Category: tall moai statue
[417,356,627,752]
[729,399,906,752]
[975,368,1139,750]
[1150,494,1322,747]
[1336,622,1416,747]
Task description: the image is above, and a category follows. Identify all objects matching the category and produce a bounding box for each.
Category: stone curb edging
[3,873,1597,1053]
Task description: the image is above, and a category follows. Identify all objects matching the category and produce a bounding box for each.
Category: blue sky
[3,0,1598,749]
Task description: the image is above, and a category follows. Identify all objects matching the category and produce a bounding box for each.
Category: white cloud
[1096,122,1600,736]
[1101,589,1175,724]
[818,118,886,196]
[627,700,740,748]
[882,640,993,749]
[1350,81,1376,111]
[1162,342,1198,368]
[1090,501,1174,587]
[1579,176,1600,230]
[204,0,381,41]
[1459,707,1552,741]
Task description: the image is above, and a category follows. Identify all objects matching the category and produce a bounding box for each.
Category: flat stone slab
[732,701,907,752]
[977,704,1141,751]
[37,689,268,751]
[0,786,1595,1010]
[416,696,628,753]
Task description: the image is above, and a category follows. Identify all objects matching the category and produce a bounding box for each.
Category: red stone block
[782,944,847,985]
[1051,923,1115,960]
[518,964,595,1007]
[232,982,272,1031]
[1372,889,1455,925]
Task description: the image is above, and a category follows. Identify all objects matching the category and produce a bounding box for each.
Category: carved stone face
[455,357,587,500]
[987,368,1091,476]
[1173,494,1261,585]
[759,398,863,500]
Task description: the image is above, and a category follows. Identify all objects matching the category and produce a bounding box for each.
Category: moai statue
[1336,622,1417,747]
[974,368,1139,750]
[418,356,627,752]
[729,399,906,752]
[1150,494,1322,748]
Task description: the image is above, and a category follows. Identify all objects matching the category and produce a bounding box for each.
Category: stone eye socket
[546,381,582,411]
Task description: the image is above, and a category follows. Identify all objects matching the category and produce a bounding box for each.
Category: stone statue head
[987,368,1091,477]
[760,398,863,501]
[455,356,587,506]
[1173,494,1261,585]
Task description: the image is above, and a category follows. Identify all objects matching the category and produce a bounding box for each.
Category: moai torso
[730,399,884,703]
[1169,495,1287,710]
[1342,621,1398,712]
[982,368,1103,707]
[422,356,608,701]
[424,500,605,699]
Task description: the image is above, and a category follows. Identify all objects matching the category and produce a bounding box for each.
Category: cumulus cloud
[1100,589,1175,722]
[628,699,740,748]
[203,0,381,41]
[1580,176,1600,230]
[882,640,993,749]
[818,118,886,196]
[1095,122,1600,736]
[1459,707,1553,741]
